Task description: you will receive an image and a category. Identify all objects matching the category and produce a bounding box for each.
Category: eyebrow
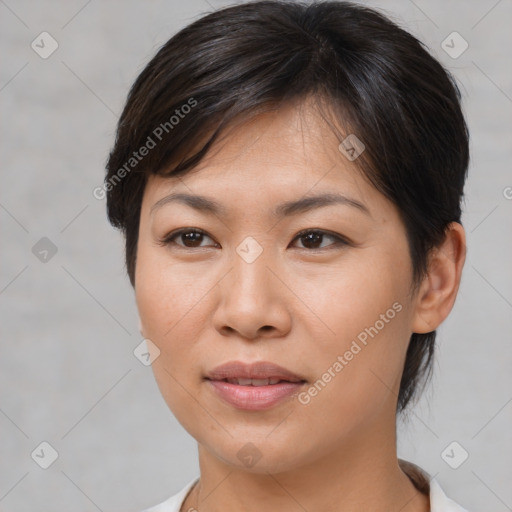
[150,192,371,218]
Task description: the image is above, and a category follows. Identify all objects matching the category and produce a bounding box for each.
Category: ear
[411,222,466,333]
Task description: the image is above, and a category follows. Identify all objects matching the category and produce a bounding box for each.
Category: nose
[212,249,292,340]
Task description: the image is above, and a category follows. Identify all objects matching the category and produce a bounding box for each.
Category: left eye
[290,229,347,250]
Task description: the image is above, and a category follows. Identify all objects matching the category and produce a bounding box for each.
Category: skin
[135,98,466,512]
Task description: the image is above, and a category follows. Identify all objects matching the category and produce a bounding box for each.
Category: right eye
[160,228,220,249]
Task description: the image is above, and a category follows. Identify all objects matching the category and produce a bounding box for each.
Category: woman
[105,2,469,511]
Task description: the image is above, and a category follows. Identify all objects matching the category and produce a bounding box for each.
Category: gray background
[1,0,511,511]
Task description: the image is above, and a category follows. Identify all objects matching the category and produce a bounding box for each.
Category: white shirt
[142,461,469,512]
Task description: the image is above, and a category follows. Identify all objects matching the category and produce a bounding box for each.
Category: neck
[181,413,429,512]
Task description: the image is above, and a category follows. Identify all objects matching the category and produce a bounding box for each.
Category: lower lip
[207,379,305,410]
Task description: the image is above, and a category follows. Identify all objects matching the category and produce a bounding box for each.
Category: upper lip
[205,361,306,382]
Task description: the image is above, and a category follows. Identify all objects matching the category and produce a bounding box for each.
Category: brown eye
[163,229,218,248]
[291,230,348,250]
[179,231,205,247]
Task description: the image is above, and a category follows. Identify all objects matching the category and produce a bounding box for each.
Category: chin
[196,431,318,474]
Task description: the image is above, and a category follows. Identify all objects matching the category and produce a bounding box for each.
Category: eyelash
[159,228,351,251]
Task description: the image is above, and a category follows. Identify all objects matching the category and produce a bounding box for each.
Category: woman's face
[135,101,419,472]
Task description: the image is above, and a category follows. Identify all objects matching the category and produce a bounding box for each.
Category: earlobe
[411,222,466,334]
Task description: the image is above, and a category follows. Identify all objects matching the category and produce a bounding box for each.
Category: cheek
[135,244,206,376]
[135,246,214,428]
[300,241,411,345]
[135,241,213,339]
[294,244,413,422]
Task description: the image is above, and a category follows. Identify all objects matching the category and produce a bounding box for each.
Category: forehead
[186,100,353,180]
[142,100,393,221]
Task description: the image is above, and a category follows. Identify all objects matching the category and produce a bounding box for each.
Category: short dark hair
[105,0,469,413]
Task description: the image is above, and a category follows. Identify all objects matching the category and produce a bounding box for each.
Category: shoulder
[140,477,199,512]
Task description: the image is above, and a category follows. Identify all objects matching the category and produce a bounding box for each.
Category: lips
[223,377,282,386]
[205,361,307,410]
[205,360,306,383]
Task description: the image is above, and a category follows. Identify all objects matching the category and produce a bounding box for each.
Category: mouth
[205,360,306,382]
[210,377,303,386]
[204,360,307,410]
